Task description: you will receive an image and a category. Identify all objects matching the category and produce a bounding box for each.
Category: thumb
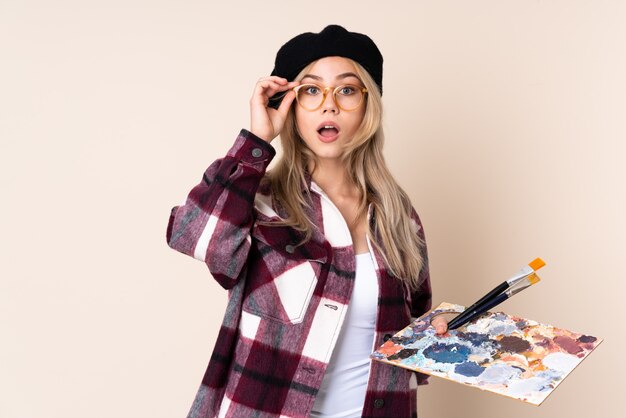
[277,90,297,118]
[432,317,448,334]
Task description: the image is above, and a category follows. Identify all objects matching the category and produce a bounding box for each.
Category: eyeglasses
[272,83,368,111]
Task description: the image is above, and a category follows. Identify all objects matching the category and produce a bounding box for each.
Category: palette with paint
[371,302,602,405]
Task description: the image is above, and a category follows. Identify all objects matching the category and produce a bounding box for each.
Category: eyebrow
[301,72,362,83]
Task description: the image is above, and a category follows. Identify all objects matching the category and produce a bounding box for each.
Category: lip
[316,121,341,143]
[317,121,340,131]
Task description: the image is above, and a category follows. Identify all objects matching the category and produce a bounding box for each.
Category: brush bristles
[528,273,541,285]
[529,257,546,271]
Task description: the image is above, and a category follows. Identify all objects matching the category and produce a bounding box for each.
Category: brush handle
[448,292,509,330]
[447,282,508,329]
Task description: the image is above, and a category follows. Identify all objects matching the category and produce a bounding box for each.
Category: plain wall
[1,1,624,417]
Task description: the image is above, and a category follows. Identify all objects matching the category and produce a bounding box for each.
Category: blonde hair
[266,58,426,291]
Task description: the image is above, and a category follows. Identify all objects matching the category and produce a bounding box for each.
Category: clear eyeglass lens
[296,84,364,110]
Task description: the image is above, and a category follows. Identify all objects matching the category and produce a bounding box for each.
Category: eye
[338,85,357,95]
[303,85,321,95]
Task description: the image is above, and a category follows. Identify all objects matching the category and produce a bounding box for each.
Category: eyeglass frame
[290,83,369,112]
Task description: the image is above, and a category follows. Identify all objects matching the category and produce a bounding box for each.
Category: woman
[167,24,448,418]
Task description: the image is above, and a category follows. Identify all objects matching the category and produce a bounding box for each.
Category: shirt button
[383,333,392,342]
[285,244,295,253]
[374,398,385,408]
[251,148,263,158]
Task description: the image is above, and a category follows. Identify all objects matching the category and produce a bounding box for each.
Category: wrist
[249,129,272,143]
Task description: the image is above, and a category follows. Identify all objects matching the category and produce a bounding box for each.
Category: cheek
[294,111,311,141]
[294,110,307,134]
[348,111,366,133]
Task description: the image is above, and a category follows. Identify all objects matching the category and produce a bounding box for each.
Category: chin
[301,137,340,159]
[310,145,343,160]
[316,152,343,160]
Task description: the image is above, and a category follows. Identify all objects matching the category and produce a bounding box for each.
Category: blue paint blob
[457,332,492,347]
[392,335,418,345]
[578,335,597,343]
[455,361,486,377]
[492,313,508,321]
[423,343,471,363]
[413,319,430,332]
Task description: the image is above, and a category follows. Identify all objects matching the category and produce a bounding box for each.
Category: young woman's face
[294,56,367,161]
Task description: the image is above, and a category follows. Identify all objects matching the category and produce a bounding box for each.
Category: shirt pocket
[244,222,328,325]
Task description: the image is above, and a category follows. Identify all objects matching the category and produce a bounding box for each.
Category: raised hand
[249,76,299,143]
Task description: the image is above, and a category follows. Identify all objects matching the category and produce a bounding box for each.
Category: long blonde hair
[266,58,426,291]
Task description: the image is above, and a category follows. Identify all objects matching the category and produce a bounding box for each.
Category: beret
[268,24,383,109]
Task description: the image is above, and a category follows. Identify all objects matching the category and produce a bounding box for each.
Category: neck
[308,158,358,199]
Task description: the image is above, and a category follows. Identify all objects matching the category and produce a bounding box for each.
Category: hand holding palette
[370,302,602,405]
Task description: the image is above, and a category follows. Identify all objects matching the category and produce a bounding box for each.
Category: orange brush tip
[528,273,541,285]
[529,258,546,271]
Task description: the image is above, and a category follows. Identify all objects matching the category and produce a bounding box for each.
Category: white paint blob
[478,363,522,385]
[542,352,580,372]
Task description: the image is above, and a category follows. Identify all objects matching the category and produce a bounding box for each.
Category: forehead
[302,56,361,83]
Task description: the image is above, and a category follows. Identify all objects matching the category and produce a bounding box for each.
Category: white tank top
[310,252,379,418]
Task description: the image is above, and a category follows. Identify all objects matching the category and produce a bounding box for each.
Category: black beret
[268,24,383,109]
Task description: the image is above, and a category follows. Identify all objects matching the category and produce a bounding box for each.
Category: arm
[409,207,434,385]
[409,207,432,320]
[166,129,275,289]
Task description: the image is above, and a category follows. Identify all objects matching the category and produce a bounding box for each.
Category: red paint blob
[553,336,584,354]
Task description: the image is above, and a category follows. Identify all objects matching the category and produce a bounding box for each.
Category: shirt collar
[301,167,375,222]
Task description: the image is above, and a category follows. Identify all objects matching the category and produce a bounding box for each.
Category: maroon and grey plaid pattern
[166,129,432,418]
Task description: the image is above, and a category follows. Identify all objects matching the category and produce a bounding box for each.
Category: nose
[321,90,338,113]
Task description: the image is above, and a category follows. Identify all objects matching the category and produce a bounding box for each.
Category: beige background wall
[1,1,624,417]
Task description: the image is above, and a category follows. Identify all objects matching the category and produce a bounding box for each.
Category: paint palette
[371,302,602,405]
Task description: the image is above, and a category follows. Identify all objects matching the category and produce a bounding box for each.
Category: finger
[271,82,298,96]
[276,90,297,116]
[257,80,293,97]
[257,76,290,85]
[251,81,283,104]
[431,317,448,334]
[256,80,282,91]
[254,79,299,96]
[264,85,296,103]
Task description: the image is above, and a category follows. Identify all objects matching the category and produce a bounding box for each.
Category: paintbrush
[447,258,545,330]
[447,273,541,330]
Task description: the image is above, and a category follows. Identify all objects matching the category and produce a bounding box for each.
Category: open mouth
[317,126,339,137]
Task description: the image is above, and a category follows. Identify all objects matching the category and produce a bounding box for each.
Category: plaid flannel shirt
[166,129,432,418]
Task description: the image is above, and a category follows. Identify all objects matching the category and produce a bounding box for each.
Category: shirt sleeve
[166,129,275,289]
